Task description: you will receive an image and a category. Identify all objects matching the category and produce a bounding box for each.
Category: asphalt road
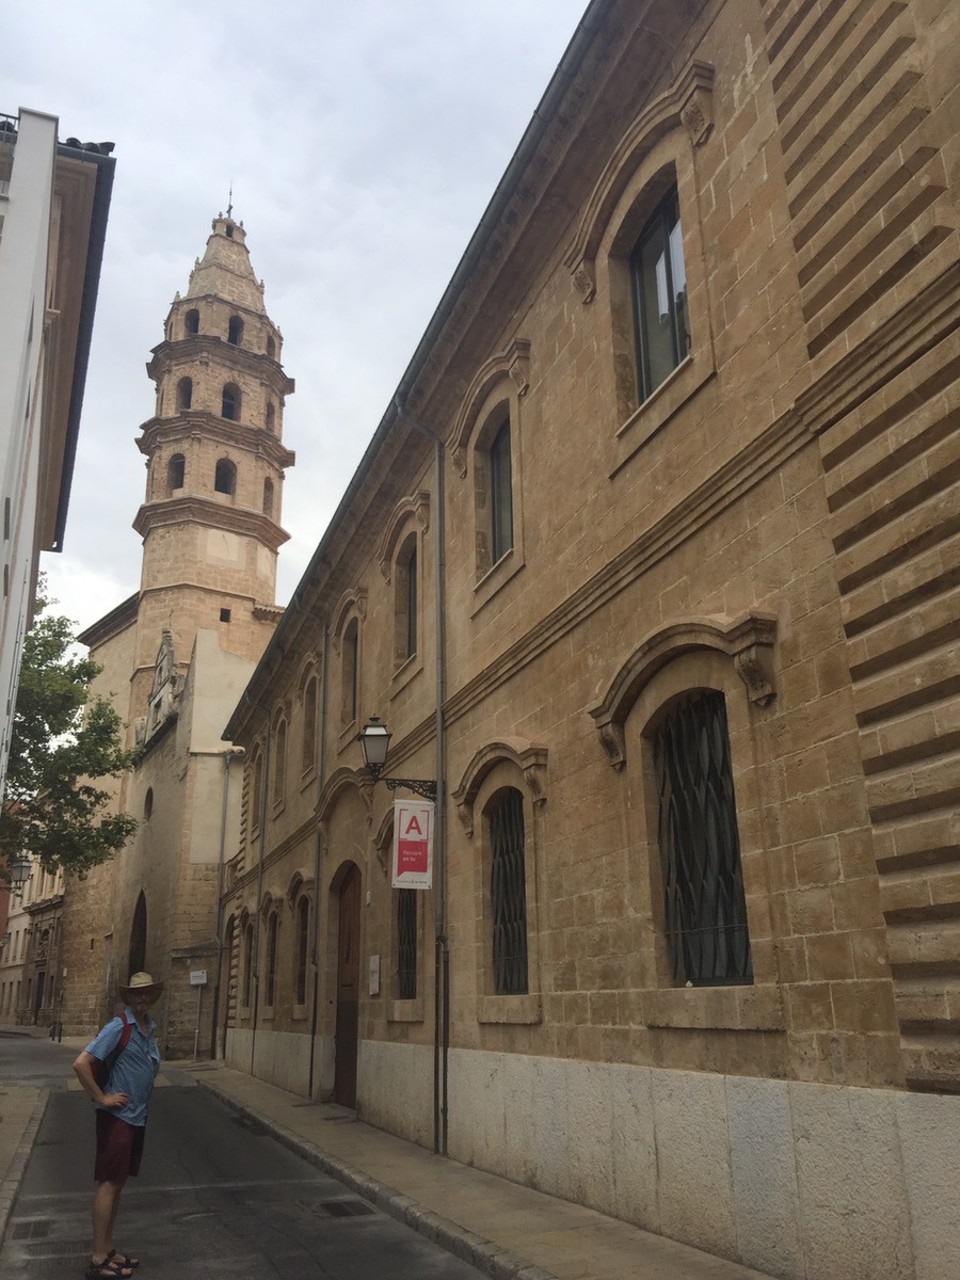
[0,1033,485,1279]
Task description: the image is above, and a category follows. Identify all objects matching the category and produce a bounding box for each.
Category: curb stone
[196,1079,562,1280]
[0,1089,48,1244]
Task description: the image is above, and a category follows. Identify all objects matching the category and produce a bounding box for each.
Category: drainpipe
[250,730,270,1077]
[394,395,448,1156]
[308,620,329,1099]
[211,746,245,1060]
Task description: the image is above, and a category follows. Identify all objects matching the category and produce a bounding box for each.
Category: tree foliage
[0,581,138,877]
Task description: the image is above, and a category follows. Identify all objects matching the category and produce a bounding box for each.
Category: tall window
[242,922,254,1006]
[265,402,275,432]
[167,454,185,493]
[265,912,278,1006]
[488,788,528,995]
[272,717,287,806]
[397,890,417,999]
[341,618,359,725]
[227,315,244,346]
[295,896,310,1005]
[395,533,417,665]
[184,309,199,336]
[652,690,751,985]
[176,377,193,411]
[263,478,274,516]
[301,675,318,773]
[215,458,236,495]
[250,749,264,831]
[631,187,690,401]
[222,383,241,421]
[489,417,513,565]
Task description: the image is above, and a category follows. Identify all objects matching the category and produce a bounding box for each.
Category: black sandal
[108,1250,140,1270]
[85,1261,133,1280]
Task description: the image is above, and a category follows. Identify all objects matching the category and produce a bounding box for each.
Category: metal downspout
[308,621,329,1099]
[394,396,448,1156]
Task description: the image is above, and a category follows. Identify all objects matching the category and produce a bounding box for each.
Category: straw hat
[120,971,164,1000]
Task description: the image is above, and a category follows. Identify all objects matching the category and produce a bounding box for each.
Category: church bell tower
[131,212,295,716]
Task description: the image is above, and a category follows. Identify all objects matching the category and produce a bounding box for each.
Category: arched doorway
[333,864,361,1107]
[128,891,147,978]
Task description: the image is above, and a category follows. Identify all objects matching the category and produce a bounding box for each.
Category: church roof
[183,213,266,313]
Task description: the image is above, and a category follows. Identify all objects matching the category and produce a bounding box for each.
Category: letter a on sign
[392,798,434,890]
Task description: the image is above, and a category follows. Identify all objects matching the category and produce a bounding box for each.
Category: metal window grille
[242,925,253,1005]
[266,914,278,1006]
[489,788,528,994]
[295,898,309,1005]
[397,890,417,999]
[653,691,752,985]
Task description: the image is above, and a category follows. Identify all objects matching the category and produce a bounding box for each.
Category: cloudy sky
[6,0,589,633]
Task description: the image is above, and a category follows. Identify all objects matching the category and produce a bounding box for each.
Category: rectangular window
[396,889,417,999]
[652,690,752,985]
[405,547,417,658]
[631,187,690,402]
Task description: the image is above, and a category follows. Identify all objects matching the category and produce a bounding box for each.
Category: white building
[0,108,115,799]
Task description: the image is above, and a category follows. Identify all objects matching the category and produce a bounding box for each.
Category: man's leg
[92,1178,126,1264]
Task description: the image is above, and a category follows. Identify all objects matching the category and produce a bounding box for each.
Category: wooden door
[333,865,361,1107]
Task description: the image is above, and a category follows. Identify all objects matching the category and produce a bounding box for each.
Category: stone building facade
[219,2,959,1277]
[59,214,294,1057]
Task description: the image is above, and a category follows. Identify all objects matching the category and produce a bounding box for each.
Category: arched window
[295,896,309,1005]
[489,415,513,565]
[395,532,418,665]
[262,478,274,516]
[301,675,318,774]
[266,336,276,358]
[214,458,236,496]
[265,402,275,432]
[143,787,154,819]
[227,315,244,346]
[341,617,359,726]
[265,911,278,1007]
[631,186,690,402]
[176,377,193,411]
[650,690,751,985]
[242,921,254,1006]
[184,309,199,336]
[167,454,185,493]
[272,716,287,807]
[128,891,147,980]
[487,787,528,995]
[250,748,264,831]
[221,383,241,421]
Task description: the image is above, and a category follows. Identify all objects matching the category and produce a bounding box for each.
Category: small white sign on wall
[189,970,207,986]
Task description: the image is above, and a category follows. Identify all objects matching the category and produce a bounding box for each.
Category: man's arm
[72,1050,129,1110]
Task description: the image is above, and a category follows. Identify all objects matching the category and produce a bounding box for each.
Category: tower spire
[226,182,233,220]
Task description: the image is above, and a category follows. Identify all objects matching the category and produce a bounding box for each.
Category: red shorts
[94,1110,145,1183]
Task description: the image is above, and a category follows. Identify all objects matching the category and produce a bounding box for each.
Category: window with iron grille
[489,787,528,994]
[652,690,752,985]
[242,923,253,1005]
[295,896,309,1005]
[396,889,417,999]
[265,912,278,1006]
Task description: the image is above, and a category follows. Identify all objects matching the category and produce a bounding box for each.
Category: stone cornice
[146,336,295,395]
[136,415,296,469]
[132,494,290,550]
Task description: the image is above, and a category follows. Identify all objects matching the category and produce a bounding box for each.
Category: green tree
[0,581,138,877]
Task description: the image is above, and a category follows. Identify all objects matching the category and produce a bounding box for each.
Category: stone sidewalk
[182,1061,774,1280]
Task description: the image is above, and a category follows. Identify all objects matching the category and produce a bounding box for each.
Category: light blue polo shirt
[85,1008,161,1127]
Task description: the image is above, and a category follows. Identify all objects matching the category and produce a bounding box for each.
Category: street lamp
[9,854,32,900]
[359,716,437,800]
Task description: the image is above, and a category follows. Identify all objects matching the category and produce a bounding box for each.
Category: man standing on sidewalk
[72,973,163,1280]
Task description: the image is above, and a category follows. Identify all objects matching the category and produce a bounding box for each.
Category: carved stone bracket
[681,84,714,147]
[590,612,778,770]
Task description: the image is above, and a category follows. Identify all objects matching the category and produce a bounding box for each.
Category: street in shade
[0,1032,485,1279]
